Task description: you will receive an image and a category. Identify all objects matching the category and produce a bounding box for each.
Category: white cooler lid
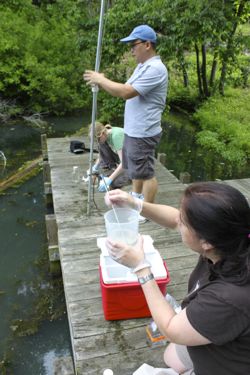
[98,235,167,284]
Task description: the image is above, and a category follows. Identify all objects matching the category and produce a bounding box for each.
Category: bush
[194,87,250,174]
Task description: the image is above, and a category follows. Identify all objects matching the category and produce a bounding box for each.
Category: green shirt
[107,127,124,152]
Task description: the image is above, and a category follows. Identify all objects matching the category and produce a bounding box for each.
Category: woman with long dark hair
[105,182,250,375]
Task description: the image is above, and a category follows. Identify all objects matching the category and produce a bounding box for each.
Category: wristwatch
[137,273,154,285]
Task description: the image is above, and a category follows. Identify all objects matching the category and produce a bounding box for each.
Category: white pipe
[87,0,106,216]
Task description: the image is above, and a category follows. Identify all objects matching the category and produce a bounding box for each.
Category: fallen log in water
[0,156,42,192]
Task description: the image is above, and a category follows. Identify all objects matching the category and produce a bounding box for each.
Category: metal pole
[87,0,106,216]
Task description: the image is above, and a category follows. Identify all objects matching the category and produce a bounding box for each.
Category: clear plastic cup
[72,165,80,183]
[104,208,139,245]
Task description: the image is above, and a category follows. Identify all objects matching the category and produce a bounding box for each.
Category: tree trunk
[195,43,203,97]
[181,63,189,87]
[209,50,218,88]
[178,53,189,87]
[201,43,210,97]
[219,0,247,95]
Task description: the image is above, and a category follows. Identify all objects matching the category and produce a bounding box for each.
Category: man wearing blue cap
[84,25,168,209]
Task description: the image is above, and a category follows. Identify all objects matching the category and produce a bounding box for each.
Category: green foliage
[0,0,87,114]
[194,87,250,173]
[95,51,136,123]
[0,0,249,117]
[102,0,250,99]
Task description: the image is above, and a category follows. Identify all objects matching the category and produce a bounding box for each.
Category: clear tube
[72,166,79,183]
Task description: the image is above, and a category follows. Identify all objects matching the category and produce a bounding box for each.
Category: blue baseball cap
[120,25,157,43]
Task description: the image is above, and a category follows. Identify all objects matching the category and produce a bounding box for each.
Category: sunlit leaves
[195,87,250,168]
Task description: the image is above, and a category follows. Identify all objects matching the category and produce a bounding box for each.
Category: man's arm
[83,70,138,100]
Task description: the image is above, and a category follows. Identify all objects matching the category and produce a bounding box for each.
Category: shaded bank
[159,110,250,182]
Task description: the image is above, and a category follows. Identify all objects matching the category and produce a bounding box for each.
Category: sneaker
[129,191,144,200]
[139,214,148,223]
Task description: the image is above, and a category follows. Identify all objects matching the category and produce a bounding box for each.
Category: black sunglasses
[130,41,146,49]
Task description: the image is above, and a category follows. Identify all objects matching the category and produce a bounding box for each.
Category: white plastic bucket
[104,208,139,245]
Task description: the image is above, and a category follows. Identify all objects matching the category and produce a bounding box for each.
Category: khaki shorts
[175,344,195,375]
[122,133,161,180]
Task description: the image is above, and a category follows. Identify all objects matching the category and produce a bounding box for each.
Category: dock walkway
[45,136,250,375]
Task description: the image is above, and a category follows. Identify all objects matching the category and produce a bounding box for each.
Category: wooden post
[45,214,61,275]
[48,243,61,276]
[179,172,191,184]
[41,134,48,161]
[45,214,58,246]
[43,161,51,183]
[157,153,167,166]
[44,181,53,210]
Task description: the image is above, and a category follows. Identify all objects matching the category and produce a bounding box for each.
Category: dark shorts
[122,133,162,180]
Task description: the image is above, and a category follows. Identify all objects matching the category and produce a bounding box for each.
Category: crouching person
[86,122,130,191]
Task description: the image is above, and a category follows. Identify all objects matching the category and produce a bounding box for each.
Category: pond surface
[0,109,249,373]
[0,174,71,374]
[159,111,250,182]
[0,112,88,374]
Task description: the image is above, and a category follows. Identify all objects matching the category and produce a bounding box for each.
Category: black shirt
[182,256,250,375]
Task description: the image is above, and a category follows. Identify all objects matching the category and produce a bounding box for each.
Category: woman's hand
[106,235,145,269]
[105,189,140,211]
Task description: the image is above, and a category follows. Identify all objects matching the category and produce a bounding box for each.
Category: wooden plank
[46,136,250,375]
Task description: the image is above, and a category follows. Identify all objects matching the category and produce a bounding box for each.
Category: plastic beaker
[104,208,139,245]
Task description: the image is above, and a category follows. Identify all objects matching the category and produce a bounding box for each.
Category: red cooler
[99,261,170,320]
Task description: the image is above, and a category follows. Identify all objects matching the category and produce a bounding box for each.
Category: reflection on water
[0,174,71,374]
[158,111,250,181]
[0,110,89,182]
[11,319,71,375]
[0,150,7,175]
[0,112,88,373]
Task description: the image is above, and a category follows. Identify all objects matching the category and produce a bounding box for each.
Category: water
[0,110,89,181]
[104,209,139,245]
[0,112,89,373]
[106,229,138,245]
[158,111,250,181]
[0,174,71,373]
[0,122,41,180]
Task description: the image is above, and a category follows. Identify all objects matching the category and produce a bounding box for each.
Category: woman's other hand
[106,235,145,269]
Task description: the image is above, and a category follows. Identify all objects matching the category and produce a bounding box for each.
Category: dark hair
[182,182,250,284]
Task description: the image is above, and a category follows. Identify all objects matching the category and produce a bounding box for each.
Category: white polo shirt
[124,56,168,137]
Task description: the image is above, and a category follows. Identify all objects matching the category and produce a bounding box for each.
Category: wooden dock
[45,136,250,375]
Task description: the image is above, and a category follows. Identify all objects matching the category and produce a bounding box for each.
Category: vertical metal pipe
[87,0,106,216]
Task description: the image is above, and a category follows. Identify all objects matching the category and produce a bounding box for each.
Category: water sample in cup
[104,208,139,245]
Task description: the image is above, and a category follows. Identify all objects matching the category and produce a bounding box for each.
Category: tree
[0,0,88,114]
[101,0,249,99]
[219,0,250,95]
